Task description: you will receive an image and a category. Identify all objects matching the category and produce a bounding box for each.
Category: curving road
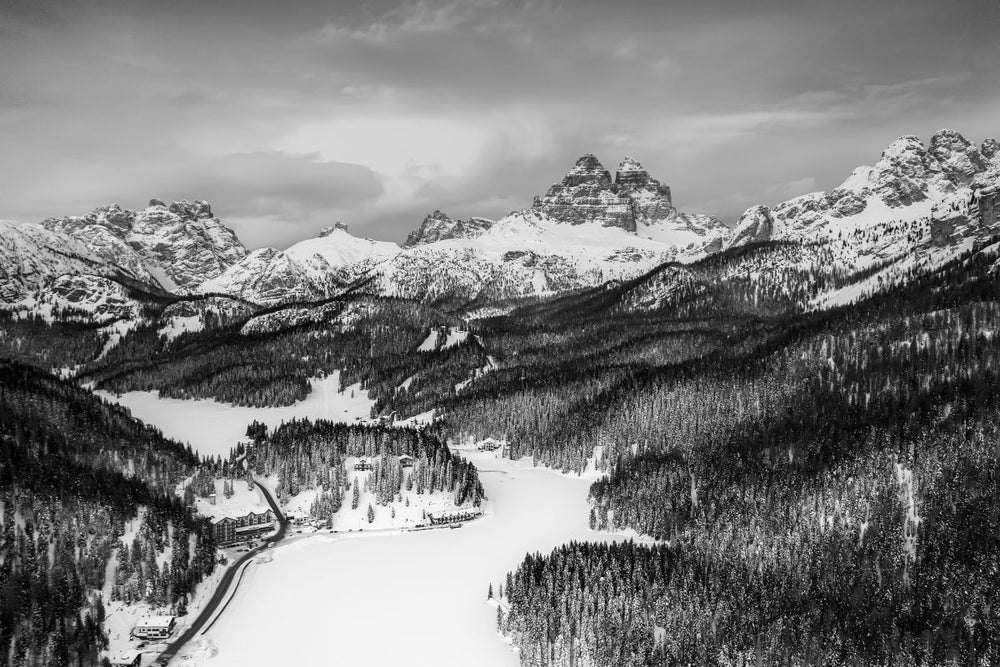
[155,476,287,666]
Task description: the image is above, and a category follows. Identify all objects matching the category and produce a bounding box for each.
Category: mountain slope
[199,224,399,304]
[723,129,1000,307]
[0,220,129,302]
[43,199,248,292]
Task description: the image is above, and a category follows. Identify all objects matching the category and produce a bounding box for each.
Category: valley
[1,129,999,666]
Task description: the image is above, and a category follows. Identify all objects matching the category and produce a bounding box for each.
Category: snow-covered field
[195,449,637,667]
[96,371,375,458]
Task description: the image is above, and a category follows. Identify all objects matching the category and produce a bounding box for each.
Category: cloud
[1,0,998,247]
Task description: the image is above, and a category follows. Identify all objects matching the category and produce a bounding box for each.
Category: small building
[109,650,142,667]
[398,454,414,468]
[131,615,175,640]
[477,438,503,452]
[354,458,372,471]
[376,411,398,425]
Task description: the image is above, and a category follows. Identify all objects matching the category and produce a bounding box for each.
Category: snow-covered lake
[96,371,375,458]
[94,383,632,666]
[198,450,633,667]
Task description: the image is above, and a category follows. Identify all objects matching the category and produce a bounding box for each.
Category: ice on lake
[201,450,635,667]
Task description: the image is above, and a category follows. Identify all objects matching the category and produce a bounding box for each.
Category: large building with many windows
[211,509,275,546]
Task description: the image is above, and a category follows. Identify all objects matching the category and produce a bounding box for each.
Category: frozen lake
[95,384,631,666]
[96,371,375,458]
[198,449,632,667]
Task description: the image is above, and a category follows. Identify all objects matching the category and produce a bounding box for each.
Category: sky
[1,0,998,249]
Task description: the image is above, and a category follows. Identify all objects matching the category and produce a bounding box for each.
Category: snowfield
[96,371,375,458]
[194,448,638,667]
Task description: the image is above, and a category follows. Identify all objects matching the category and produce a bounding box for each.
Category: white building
[109,649,142,666]
[131,615,175,640]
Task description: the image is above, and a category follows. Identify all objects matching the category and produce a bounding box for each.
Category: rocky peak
[40,198,248,292]
[869,135,938,207]
[564,154,615,188]
[982,139,999,160]
[614,156,674,225]
[532,154,634,231]
[725,205,774,249]
[404,210,494,247]
[165,199,214,220]
[319,222,350,238]
[928,129,985,182]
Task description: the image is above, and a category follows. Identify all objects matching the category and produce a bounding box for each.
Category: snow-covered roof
[135,615,174,629]
[193,479,270,522]
[110,650,140,665]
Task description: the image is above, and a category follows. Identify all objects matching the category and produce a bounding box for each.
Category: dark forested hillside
[488,242,1000,665]
[73,295,487,412]
[0,361,217,666]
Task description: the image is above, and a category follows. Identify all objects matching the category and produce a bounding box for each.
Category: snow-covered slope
[9,274,142,324]
[358,155,727,303]
[724,130,1000,307]
[200,224,400,305]
[363,209,699,303]
[42,199,247,292]
[404,211,495,247]
[0,220,123,302]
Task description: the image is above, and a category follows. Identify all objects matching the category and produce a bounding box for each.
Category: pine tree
[367,503,375,524]
[351,478,360,510]
[488,583,494,599]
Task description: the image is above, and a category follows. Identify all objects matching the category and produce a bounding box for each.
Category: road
[155,476,287,665]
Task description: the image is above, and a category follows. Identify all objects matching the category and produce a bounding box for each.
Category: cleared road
[155,476,287,666]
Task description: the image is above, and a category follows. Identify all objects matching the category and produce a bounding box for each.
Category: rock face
[721,130,1000,310]
[728,130,1000,249]
[27,274,141,323]
[43,199,248,291]
[0,220,113,302]
[532,154,635,231]
[404,211,495,247]
[529,154,723,244]
[724,205,774,249]
[613,156,675,225]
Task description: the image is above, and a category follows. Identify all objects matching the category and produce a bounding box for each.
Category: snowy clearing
[198,448,640,667]
[97,371,375,458]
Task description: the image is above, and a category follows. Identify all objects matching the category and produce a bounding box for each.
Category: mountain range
[2,130,998,318]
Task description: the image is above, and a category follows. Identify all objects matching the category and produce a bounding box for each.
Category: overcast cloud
[2,0,998,247]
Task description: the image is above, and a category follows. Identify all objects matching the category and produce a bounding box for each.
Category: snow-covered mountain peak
[283,225,399,267]
[724,205,774,249]
[41,198,247,292]
[404,210,495,247]
[836,166,874,194]
[319,222,351,237]
[982,138,999,160]
[928,129,986,183]
[567,153,612,179]
[617,156,645,174]
[200,223,399,304]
